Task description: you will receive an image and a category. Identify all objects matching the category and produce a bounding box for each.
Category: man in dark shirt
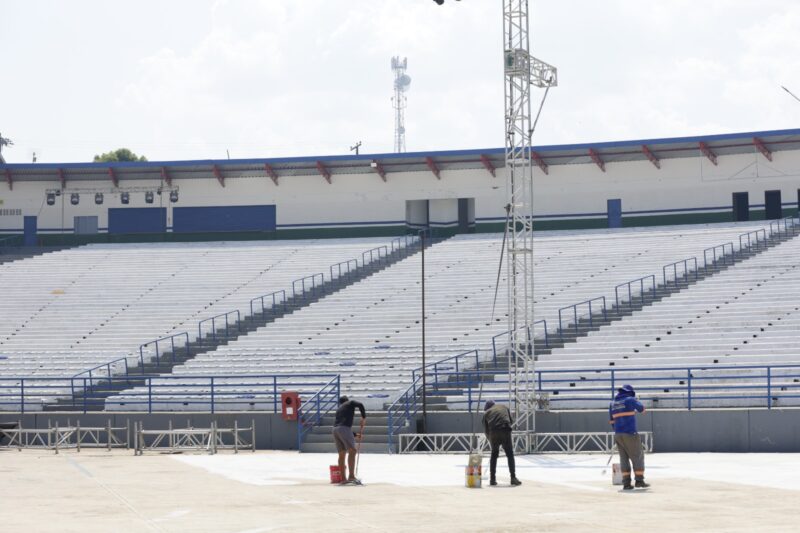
[332,396,366,483]
[482,400,521,486]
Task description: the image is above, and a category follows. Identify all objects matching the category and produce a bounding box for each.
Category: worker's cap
[618,384,636,395]
[338,396,349,404]
[484,400,496,410]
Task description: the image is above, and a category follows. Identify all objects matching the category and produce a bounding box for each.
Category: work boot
[635,477,650,489]
[622,478,633,491]
[511,477,522,486]
[490,478,498,486]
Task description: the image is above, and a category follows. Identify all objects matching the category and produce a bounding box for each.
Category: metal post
[234,420,239,454]
[76,420,81,453]
[421,231,428,433]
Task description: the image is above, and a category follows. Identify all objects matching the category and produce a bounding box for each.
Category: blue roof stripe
[2,127,799,170]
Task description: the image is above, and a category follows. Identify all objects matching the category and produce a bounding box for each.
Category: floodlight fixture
[144,191,154,204]
[169,190,179,203]
[70,193,79,206]
[120,191,130,204]
[94,193,104,205]
[46,193,55,206]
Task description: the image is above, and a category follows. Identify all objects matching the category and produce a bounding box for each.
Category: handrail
[329,259,360,282]
[361,245,390,267]
[407,362,800,413]
[490,323,548,367]
[296,375,341,448]
[702,242,734,271]
[138,332,191,370]
[387,374,422,453]
[614,275,656,310]
[71,357,131,404]
[662,257,698,288]
[0,373,340,414]
[558,296,607,340]
[390,234,419,254]
[738,229,767,253]
[249,290,287,318]
[412,350,480,390]
[291,273,325,301]
[198,310,241,342]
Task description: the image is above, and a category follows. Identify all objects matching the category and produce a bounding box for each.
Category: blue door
[607,199,622,228]
[23,216,37,246]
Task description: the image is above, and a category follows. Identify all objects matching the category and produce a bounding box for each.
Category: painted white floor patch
[175,451,800,492]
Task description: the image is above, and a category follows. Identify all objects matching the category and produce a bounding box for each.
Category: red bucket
[329,465,342,484]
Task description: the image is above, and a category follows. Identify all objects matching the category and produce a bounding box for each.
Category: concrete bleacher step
[0,245,73,265]
[49,238,432,412]
[430,229,800,411]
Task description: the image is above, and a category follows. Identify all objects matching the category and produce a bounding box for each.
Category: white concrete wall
[1,148,799,234]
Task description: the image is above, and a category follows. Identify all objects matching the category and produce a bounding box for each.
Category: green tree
[93,148,147,163]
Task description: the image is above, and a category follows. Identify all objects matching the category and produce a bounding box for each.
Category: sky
[1,0,799,163]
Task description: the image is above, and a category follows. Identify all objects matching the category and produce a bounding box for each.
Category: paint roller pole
[421,230,428,433]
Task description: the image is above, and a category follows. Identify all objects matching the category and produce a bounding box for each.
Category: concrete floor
[1,449,799,532]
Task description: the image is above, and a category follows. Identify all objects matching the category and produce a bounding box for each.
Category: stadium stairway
[411,222,800,414]
[0,245,72,265]
[46,236,439,411]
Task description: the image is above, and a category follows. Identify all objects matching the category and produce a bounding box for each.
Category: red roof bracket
[753,137,773,162]
[372,160,387,182]
[425,157,441,179]
[265,164,279,186]
[161,167,171,186]
[4,169,11,191]
[57,168,66,189]
[588,149,606,172]
[108,167,119,187]
[212,165,225,187]
[699,142,718,165]
[531,151,549,175]
[480,154,496,177]
[642,145,661,169]
[316,161,332,184]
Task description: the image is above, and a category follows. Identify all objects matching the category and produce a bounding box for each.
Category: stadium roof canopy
[2,128,799,188]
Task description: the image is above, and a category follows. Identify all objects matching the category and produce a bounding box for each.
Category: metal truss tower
[392,57,411,152]
[502,0,557,441]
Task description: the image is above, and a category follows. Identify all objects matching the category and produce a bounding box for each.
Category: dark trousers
[488,429,515,479]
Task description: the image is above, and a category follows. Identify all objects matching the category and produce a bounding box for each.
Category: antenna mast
[392,57,411,152]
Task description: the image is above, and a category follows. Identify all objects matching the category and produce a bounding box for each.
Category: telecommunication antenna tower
[391,57,412,152]
[502,1,557,444]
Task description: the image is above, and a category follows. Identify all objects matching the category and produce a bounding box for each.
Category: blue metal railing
[362,245,390,267]
[614,275,656,310]
[738,229,767,253]
[558,296,607,340]
[291,273,325,301]
[387,374,422,453]
[0,373,340,414]
[198,310,241,342]
[769,215,800,238]
[249,290,287,318]
[138,332,191,370]
[390,234,419,254]
[71,358,131,409]
[412,350,480,390]
[329,259,359,282]
[703,242,735,271]
[662,257,698,288]
[296,375,341,448]
[410,363,800,413]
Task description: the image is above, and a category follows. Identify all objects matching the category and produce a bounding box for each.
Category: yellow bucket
[465,453,482,488]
